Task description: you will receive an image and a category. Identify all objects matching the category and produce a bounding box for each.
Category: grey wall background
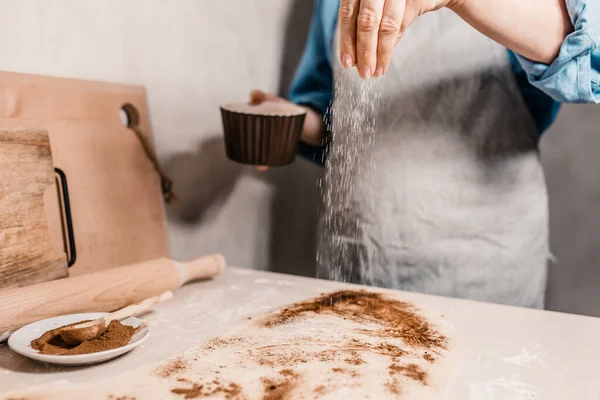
[0,0,597,317]
[542,104,600,317]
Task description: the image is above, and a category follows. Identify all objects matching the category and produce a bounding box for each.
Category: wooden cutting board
[0,71,170,276]
[0,290,460,399]
[0,129,69,289]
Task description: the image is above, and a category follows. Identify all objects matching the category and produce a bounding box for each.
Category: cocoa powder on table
[162,290,447,398]
[31,320,137,355]
[179,290,447,398]
[154,356,190,378]
[258,289,447,350]
[170,378,242,399]
[261,369,300,400]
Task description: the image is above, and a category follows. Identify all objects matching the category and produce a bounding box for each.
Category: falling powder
[317,70,384,285]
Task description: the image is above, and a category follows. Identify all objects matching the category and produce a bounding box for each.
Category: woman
[251,0,599,308]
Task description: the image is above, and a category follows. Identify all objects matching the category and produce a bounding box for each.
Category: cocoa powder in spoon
[31,320,137,355]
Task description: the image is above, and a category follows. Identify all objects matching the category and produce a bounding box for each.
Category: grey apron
[317,9,549,309]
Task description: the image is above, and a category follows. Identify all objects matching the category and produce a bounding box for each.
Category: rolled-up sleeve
[516,0,600,104]
[288,0,334,165]
[288,0,334,115]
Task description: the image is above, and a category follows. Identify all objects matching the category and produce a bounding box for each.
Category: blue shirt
[290,0,600,164]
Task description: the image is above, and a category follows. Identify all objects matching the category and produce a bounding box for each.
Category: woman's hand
[339,0,571,79]
[249,90,326,147]
[338,0,458,79]
[249,90,287,105]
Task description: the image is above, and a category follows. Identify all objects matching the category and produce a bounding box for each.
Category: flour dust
[317,71,384,286]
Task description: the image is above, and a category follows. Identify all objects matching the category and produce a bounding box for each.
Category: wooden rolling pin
[0,254,225,342]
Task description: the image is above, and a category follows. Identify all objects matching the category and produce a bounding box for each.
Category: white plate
[8,313,150,366]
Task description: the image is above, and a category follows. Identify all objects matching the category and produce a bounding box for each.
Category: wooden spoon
[60,291,173,345]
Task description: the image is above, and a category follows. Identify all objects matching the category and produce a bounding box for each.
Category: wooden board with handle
[0,71,170,276]
[0,129,68,289]
[0,253,225,342]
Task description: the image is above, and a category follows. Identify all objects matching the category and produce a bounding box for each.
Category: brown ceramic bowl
[220,101,307,166]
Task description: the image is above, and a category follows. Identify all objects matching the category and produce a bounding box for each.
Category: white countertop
[1,267,599,399]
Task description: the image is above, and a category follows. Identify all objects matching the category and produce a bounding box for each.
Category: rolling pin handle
[55,168,77,267]
[181,254,226,283]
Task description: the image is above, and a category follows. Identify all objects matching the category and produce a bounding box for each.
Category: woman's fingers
[376,0,405,76]
[356,0,385,78]
[399,0,421,39]
[338,0,424,79]
[339,0,360,69]
[249,90,284,105]
[249,89,267,105]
